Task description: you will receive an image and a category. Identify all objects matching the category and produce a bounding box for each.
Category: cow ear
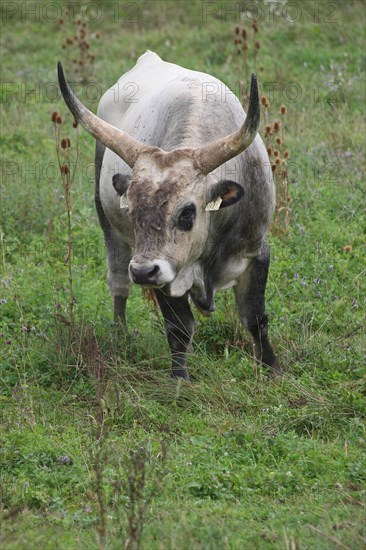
[112,173,130,196]
[206,180,244,210]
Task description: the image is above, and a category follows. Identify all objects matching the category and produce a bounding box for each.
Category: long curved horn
[194,73,260,175]
[57,61,146,168]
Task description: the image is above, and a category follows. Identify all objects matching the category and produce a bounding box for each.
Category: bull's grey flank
[58,51,280,379]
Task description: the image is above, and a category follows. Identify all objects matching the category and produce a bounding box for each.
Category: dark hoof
[268,361,283,379]
[171,369,190,381]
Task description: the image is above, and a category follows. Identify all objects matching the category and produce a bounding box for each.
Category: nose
[130,263,160,285]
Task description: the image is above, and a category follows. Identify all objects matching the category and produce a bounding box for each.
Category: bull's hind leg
[105,231,131,324]
[154,291,195,380]
[95,141,131,324]
[234,243,281,376]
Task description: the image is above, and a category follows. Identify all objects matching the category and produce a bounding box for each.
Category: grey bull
[58,51,281,379]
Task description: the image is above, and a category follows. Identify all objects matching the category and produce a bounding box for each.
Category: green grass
[0,1,365,548]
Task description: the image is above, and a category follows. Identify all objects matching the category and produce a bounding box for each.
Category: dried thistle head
[274,150,279,157]
[284,150,289,158]
[242,28,247,40]
[275,157,281,165]
[260,95,267,106]
[61,138,68,149]
[267,146,273,157]
[276,137,282,145]
[51,111,58,123]
[273,120,280,133]
[242,41,248,51]
[235,26,240,35]
[59,18,64,25]
[281,104,287,115]
[67,138,71,148]
[271,164,276,173]
[265,124,272,136]
[56,115,63,124]
[61,164,69,175]
[255,41,260,49]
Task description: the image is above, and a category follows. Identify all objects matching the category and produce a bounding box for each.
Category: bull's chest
[190,256,251,315]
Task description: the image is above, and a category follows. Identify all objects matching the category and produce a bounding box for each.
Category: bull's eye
[177,204,196,231]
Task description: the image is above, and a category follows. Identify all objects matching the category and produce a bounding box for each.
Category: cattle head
[57,62,259,296]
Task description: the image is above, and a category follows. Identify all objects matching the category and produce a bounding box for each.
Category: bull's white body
[96,51,273,304]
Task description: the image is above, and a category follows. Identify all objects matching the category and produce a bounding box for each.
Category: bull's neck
[159,92,234,151]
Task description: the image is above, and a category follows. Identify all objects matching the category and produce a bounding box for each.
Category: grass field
[0,1,365,548]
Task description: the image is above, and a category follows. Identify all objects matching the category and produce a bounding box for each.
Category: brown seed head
[255,41,260,49]
[235,26,240,35]
[284,150,289,158]
[242,41,248,51]
[281,104,287,115]
[260,95,267,106]
[276,137,282,145]
[242,28,247,40]
[271,164,276,172]
[61,164,69,175]
[67,138,71,148]
[274,150,279,157]
[61,138,68,149]
[275,157,281,165]
[267,146,273,157]
[51,111,58,123]
[56,115,63,124]
[59,18,64,24]
[260,66,264,72]
[273,121,280,132]
[265,124,272,135]
[95,32,100,39]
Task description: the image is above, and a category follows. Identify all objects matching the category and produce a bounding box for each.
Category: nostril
[148,265,159,278]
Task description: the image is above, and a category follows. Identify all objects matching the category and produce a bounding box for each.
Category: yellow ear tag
[205,196,222,211]
[120,194,128,209]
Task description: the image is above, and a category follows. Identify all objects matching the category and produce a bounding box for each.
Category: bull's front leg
[154,290,195,380]
[234,244,281,377]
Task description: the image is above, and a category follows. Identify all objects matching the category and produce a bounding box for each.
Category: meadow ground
[0,1,365,548]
